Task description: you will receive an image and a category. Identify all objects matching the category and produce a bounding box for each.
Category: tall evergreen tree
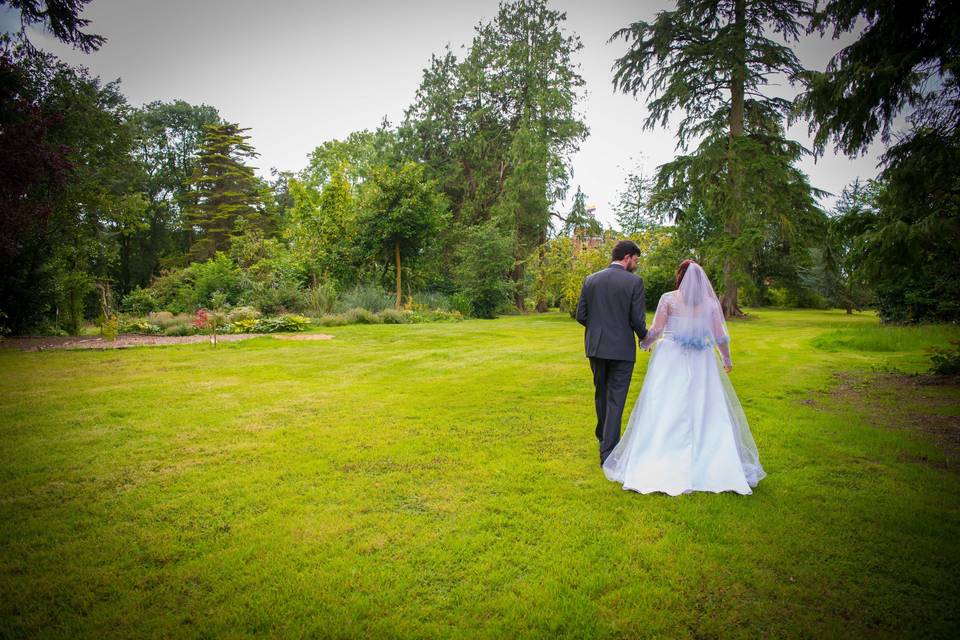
[181,122,266,261]
[797,0,960,322]
[610,0,824,317]
[2,0,104,52]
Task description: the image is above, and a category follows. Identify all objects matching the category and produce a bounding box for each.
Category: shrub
[379,309,412,324]
[316,313,349,327]
[226,318,260,334]
[241,280,305,315]
[163,323,197,337]
[254,314,311,333]
[147,311,190,329]
[767,287,790,307]
[121,287,158,315]
[227,306,262,323]
[344,307,383,324]
[409,309,464,323]
[190,253,246,308]
[412,291,452,312]
[148,269,196,314]
[315,308,462,326]
[454,222,515,319]
[100,316,119,341]
[929,341,960,375]
[119,318,162,335]
[340,283,394,313]
[306,281,338,316]
[193,308,227,345]
[450,293,472,317]
[149,312,199,336]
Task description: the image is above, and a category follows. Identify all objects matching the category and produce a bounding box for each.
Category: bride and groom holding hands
[576,240,765,496]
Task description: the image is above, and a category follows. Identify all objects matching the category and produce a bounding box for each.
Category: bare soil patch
[811,372,960,472]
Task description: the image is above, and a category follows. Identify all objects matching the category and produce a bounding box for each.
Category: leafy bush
[315,308,462,327]
[929,341,960,375]
[119,318,162,335]
[147,312,199,336]
[147,311,190,329]
[100,316,119,341]
[450,293,472,317]
[412,291,451,312]
[190,253,246,308]
[241,280,305,315]
[339,283,394,313]
[193,308,227,345]
[316,313,349,327]
[163,323,196,336]
[379,309,412,324]
[227,306,262,323]
[225,318,259,334]
[148,269,198,314]
[121,287,158,315]
[344,307,383,324]
[454,222,515,319]
[253,314,311,333]
[409,309,463,323]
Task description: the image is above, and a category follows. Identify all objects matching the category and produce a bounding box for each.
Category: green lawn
[1,309,958,638]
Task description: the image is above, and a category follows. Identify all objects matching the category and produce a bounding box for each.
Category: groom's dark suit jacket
[575,264,647,361]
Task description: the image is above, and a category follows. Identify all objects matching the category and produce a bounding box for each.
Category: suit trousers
[589,357,634,465]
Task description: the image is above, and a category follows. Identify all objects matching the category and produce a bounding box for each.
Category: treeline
[1,0,957,336]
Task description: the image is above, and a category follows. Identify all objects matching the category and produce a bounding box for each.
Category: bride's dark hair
[676,259,696,288]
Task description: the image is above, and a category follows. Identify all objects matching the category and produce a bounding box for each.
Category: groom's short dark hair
[611,240,641,261]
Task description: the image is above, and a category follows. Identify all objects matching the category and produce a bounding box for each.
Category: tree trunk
[511,262,525,311]
[535,229,548,312]
[722,0,747,319]
[394,241,402,310]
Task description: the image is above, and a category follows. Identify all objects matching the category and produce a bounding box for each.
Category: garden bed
[0,333,267,351]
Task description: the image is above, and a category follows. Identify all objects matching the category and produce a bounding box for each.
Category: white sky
[3,0,887,227]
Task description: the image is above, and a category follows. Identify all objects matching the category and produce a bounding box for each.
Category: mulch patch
[1,332,337,351]
[0,334,266,351]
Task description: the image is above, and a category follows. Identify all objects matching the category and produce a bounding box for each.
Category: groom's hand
[723,363,733,373]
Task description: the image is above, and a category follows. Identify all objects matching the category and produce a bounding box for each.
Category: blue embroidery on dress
[671,334,714,350]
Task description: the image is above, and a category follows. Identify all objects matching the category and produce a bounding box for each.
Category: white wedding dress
[602,263,765,496]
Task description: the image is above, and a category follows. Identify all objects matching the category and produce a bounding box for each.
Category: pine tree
[181,123,265,261]
[797,0,960,322]
[610,0,824,317]
[562,186,601,239]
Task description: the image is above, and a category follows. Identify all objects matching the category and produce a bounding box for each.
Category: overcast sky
[3,0,886,226]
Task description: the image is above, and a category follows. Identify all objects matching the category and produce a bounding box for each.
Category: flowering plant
[193,308,224,346]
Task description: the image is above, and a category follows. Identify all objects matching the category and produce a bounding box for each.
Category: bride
[602,260,766,495]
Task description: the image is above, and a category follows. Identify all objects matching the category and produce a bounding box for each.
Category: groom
[575,240,647,466]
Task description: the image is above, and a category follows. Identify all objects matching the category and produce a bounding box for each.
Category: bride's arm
[640,294,669,350]
[711,304,732,371]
